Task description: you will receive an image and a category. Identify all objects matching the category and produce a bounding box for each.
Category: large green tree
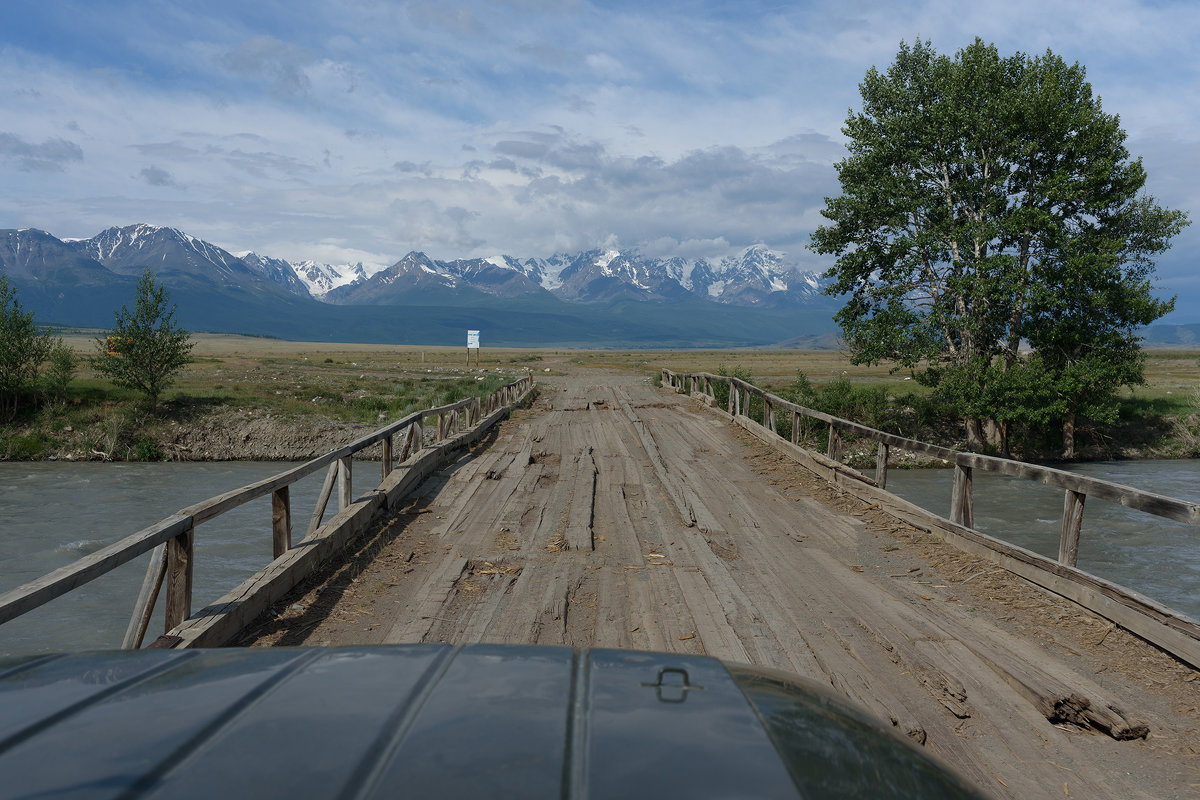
[94,269,194,410]
[811,38,1188,453]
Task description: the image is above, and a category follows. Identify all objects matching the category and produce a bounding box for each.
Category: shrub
[93,269,194,411]
[132,437,163,462]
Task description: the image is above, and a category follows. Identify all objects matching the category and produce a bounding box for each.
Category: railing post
[791,411,800,445]
[382,434,394,480]
[406,422,422,460]
[727,379,735,415]
[950,464,974,527]
[876,443,889,490]
[1060,490,1086,566]
[338,456,352,511]
[827,425,841,462]
[164,522,194,632]
[271,486,291,558]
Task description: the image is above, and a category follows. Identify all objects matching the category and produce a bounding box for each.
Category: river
[1,459,1197,658]
[885,460,1200,620]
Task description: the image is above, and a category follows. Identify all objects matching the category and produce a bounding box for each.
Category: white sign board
[467,330,480,349]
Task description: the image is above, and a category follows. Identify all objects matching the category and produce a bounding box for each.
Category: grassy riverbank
[2,334,540,461]
[3,334,1198,462]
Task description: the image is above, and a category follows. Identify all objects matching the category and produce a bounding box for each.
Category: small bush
[131,437,163,462]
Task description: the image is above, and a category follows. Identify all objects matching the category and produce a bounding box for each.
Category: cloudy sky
[2,0,1198,318]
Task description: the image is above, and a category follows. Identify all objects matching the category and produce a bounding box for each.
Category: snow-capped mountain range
[271,243,823,308]
[1,223,841,346]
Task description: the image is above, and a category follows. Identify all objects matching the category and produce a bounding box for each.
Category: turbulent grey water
[0,462,324,658]
[1,459,1197,657]
[884,460,1200,620]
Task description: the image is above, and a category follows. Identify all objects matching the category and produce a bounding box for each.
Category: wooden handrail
[0,375,534,644]
[662,369,1200,561]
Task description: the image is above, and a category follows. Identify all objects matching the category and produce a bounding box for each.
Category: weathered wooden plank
[307,462,339,536]
[338,456,352,511]
[876,442,889,490]
[272,486,291,559]
[564,447,598,551]
[1060,490,1085,566]
[163,523,195,632]
[950,464,974,528]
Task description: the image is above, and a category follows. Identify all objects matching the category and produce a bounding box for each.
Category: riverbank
[2,336,540,461]
[4,405,375,462]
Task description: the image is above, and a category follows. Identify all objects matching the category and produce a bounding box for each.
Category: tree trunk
[1061,413,1076,460]
[983,418,1006,454]
[965,417,985,451]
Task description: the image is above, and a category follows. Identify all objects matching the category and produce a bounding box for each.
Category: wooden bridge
[2,365,1199,799]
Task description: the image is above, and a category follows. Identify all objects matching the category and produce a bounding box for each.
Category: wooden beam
[1060,490,1086,567]
[338,456,352,511]
[307,462,338,536]
[950,464,974,528]
[121,543,167,650]
[164,523,194,632]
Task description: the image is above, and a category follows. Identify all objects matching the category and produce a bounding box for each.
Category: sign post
[466,329,480,367]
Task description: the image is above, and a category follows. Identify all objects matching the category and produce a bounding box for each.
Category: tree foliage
[0,275,53,420]
[42,337,78,404]
[93,269,194,410]
[811,39,1188,453]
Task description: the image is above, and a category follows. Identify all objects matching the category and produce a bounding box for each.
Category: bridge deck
[243,370,1199,799]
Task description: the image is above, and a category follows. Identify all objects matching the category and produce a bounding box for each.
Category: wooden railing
[662,369,1200,570]
[0,375,533,649]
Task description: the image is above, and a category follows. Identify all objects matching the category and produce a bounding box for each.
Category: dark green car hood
[0,644,986,798]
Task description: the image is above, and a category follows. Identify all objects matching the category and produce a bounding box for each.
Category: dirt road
[242,365,1200,799]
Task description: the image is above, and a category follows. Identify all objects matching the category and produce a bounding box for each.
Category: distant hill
[1141,323,1200,348]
